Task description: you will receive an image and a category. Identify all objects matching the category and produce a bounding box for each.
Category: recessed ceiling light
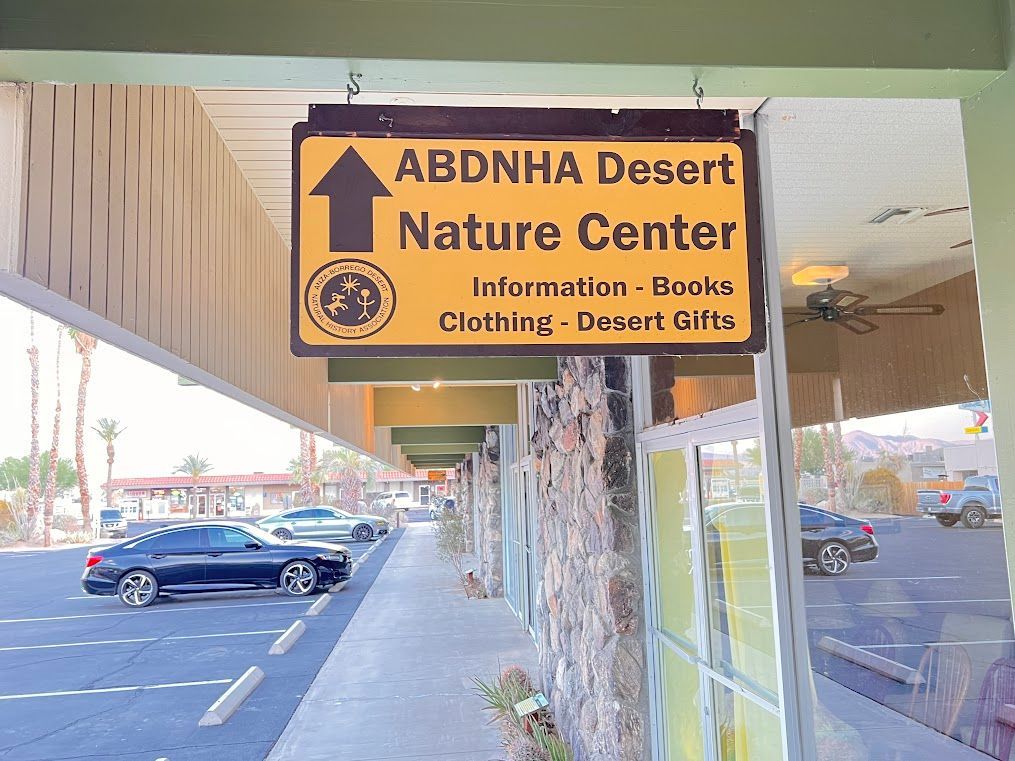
[410,384,421,392]
[432,381,441,389]
[791,265,850,286]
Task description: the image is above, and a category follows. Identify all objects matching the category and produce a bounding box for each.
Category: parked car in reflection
[81,521,352,607]
[255,505,388,542]
[703,502,878,576]
[917,475,1001,529]
[98,508,127,539]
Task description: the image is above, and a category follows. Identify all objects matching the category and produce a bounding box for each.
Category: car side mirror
[244,542,262,550]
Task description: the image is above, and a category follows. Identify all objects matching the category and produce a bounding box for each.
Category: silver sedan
[256,506,389,542]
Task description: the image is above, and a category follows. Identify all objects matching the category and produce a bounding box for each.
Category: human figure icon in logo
[358,288,376,321]
[325,292,347,316]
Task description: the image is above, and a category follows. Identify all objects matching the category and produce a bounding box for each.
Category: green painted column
[962,3,1015,601]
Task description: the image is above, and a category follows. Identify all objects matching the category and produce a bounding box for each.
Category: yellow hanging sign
[292,109,764,357]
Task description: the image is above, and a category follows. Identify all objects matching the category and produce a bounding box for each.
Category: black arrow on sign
[309,146,392,252]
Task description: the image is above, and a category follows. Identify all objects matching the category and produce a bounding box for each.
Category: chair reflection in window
[906,644,972,737]
[970,657,1015,760]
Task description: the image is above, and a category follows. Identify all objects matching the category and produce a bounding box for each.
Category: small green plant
[473,666,572,761]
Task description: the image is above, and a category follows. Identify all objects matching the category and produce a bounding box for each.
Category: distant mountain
[842,430,956,460]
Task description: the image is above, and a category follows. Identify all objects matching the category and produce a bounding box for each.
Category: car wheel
[117,570,159,607]
[352,523,373,542]
[817,542,851,576]
[936,514,960,528]
[280,560,319,596]
[962,505,987,529]
[272,527,293,541]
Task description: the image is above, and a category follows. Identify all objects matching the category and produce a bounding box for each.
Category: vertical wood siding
[12,83,367,447]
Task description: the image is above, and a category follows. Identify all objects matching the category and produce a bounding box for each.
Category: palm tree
[321,447,379,512]
[297,431,316,506]
[69,329,97,529]
[174,454,213,518]
[41,326,64,547]
[92,418,126,514]
[26,313,41,540]
[288,456,324,505]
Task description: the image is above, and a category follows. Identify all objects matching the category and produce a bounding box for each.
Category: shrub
[52,514,82,532]
[860,467,904,513]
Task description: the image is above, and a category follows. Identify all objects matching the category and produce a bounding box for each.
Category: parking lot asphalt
[804,515,1013,749]
[0,528,402,761]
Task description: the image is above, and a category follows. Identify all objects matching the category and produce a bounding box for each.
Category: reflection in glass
[651,449,697,648]
[660,645,705,761]
[700,439,779,702]
[713,681,782,761]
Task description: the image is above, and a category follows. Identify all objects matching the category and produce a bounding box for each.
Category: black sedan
[704,502,878,576]
[81,521,352,607]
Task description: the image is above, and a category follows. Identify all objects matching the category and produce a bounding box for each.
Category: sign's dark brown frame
[291,105,767,358]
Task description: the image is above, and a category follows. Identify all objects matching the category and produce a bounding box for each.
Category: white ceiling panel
[761,98,972,306]
[195,88,764,247]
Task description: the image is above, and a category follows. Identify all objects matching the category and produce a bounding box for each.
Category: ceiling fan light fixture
[791,265,850,286]
[869,206,929,225]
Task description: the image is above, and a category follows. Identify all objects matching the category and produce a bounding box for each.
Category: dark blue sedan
[81,521,352,607]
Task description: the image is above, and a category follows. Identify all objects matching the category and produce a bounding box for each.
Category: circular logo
[305,259,396,340]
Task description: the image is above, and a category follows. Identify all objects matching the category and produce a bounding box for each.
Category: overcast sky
[0,295,334,499]
[0,294,991,501]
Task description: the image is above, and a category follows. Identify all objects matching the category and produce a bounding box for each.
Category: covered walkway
[268,523,538,761]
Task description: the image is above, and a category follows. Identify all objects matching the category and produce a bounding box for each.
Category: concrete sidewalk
[267,523,538,761]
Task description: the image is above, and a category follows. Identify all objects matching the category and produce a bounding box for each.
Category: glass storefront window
[761,99,1013,760]
[700,439,779,702]
[712,682,782,761]
[651,449,697,648]
[660,644,705,760]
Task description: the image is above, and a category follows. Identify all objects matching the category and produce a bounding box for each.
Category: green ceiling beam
[374,386,517,427]
[400,444,479,455]
[0,1,1004,98]
[329,357,557,385]
[390,426,486,446]
[408,459,464,467]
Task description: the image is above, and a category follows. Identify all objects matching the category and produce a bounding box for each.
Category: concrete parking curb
[198,666,264,726]
[329,580,348,592]
[307,594,332,616]
[349,562,360,577]
[269,620,306,655]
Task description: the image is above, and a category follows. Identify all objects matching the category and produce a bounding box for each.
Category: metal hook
[347,73,362,105]
[378,113,394,129]
[693,77,704,109]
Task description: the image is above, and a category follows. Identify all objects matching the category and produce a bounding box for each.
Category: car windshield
[100,510,122,520]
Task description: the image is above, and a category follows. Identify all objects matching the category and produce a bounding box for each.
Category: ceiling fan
[925,205,971,249]
[784,283,945,335]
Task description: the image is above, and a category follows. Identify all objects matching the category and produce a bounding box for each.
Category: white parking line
[858,639,1015,650]
[0,599,314,625]
[805,576,962,583]
[806,597,1010,609]
[0,678,232,701]
[0,628,287,652]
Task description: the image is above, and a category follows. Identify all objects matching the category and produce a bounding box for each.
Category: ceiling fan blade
[829,291,868,310]
[783,308,818,315]
[784,315,821,329]
[852,304,945,317]
[836,316,880,335]
[950,239,973,249]
[925,206,970,217]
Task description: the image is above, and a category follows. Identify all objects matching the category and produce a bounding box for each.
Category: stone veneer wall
[456,456,475,554]
[474,426,504,598]
[530,356,650,761]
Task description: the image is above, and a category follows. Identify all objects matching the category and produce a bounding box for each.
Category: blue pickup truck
[917,475,1002,528]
